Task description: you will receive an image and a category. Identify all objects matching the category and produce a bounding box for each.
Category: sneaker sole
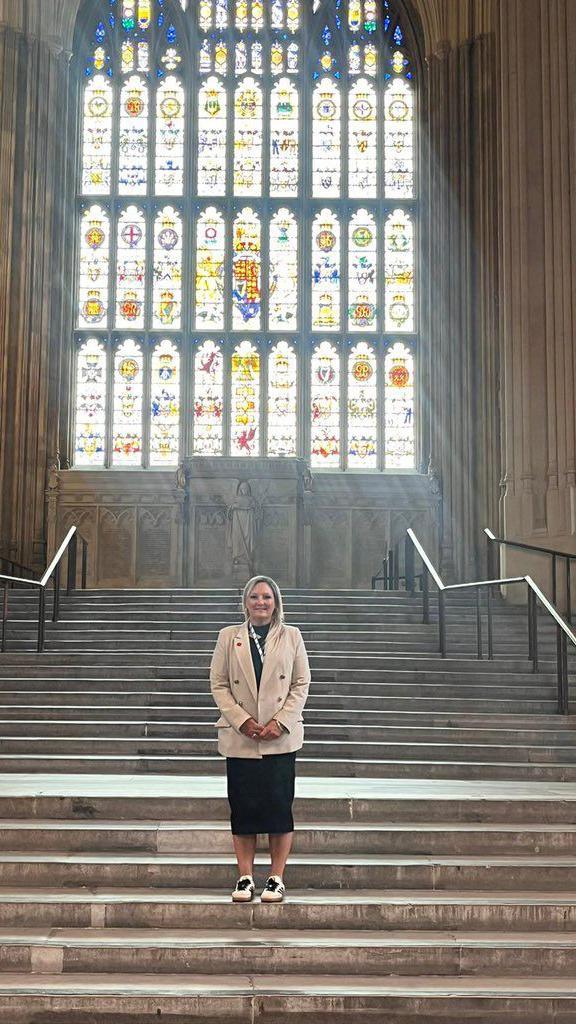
[232,893,254,902]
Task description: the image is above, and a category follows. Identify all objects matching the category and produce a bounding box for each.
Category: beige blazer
[210,622,311,758]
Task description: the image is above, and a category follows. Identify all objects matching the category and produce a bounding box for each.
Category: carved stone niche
[48,470,184,588]
[182,457,307,588]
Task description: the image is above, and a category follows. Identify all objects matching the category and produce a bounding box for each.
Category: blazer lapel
[233,623,258,701]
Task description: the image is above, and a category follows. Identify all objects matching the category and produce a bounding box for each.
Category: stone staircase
[0,586,576,1020]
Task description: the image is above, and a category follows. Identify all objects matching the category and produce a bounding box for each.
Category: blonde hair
[242,575,285,650]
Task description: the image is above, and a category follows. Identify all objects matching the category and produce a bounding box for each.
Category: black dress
[226,622,296,836]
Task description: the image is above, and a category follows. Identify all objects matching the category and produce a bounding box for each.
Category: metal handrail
[406,528,575,715]
[0,527,88,654]
[0,554,36,580]
[485,527,576,623]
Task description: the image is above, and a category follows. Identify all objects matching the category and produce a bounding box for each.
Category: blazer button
[279,674,286,680]
[277,697,282,702]
[233,680,240,685]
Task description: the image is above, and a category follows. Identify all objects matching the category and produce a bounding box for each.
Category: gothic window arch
[73,0,418,471]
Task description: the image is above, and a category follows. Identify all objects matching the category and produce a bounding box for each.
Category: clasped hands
[240,717,282,742]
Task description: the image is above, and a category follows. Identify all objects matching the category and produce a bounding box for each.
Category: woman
[210,575,311,903]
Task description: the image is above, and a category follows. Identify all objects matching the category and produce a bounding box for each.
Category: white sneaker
[232,875,255,902]
[261,875,285,902]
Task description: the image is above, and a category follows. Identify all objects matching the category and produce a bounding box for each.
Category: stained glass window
[311,342,340,468]
[75,0,419,471]
[348,342,377,468]
[194,339,224,455]
[269,210,298,329]
[195,207,225,328]
[312,210,340,332]
[116,207,146,329]
[150,340,181,464]
[268,341,298,456]
[74,339,107,466]
[348,210,377,332]
[385,343,415,468]
[153,207,182,329]
[112,339,144,465]
[231,340,260,455]
[198,77,227,195]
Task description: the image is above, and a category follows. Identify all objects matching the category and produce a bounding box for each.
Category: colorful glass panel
[193,340,224,455]
[268,341,297,456]
[199,0,212,28]
[231,341,260,455]
[348,210,377,332]
[252,0,264,31]
[155,77,185,195]
[234,78,263,196]
[150,340,180,465]
[348,342,377,468]
[312,209,340,332]
[112,339,144,466]
[286,0,299,31]
[235,0,248,30]
[116,206,146,329]
[385,209,414,332]
[384,343,415,468]
[215,0,228,28]
[313,79,341,198]
[270,78,299,197]
[195,207,225,328]
[310,342,340,468]
[233,208,261,329]
[118,75,148,195]
[269,209,298,329]
[384,77,414,198]
[74,339,107,467]
[349,79,377,197]
[153,207,183,330]
[81,75,113,194]
[78,205,110,328]
[198,77,227,195]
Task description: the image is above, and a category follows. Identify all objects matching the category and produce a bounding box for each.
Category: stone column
[423,26,500,579]
[499,0,576,589]
[0,16,73,568]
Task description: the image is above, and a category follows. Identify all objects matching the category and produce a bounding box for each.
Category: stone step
[1,887,576,932]
[3,926,576,977]
[2,754,575,780]
[1,850,576,890]
[0,707,571,733]
[0,694,559,715]
[1,818,576,855]
[0,971,575,1023]
[2,735,575,765]
[1,719,574,747]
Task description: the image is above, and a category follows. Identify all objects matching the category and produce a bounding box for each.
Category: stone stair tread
[1,886,576,906]
[3,926,576,948]
[4,818,576,834]
[3,850,576,866]
[1,972,576,997]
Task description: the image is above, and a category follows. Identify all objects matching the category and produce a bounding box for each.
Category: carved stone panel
[310,508,350,587]
[259,506,294,584]
[351,509,391,588]
[136,508,176,585]
[97,507,135,586]
[194,506,228,584]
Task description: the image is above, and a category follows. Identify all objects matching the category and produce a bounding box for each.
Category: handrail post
[37,588,46,653]
[393,543,400,590]
[1,585,8,653]
[67,531,78,595]
[486,532,496,581]
[566,557,572,625]
[52,564,61,623]
[387,549,394,590]
[422,565,430,624]
[475,587,483,659]
[552,555,557,604]
[438,590,447,657]
[557,625,569,715]
[528,587,539,673]
[486,585,494,660]
[405,534,415,594]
